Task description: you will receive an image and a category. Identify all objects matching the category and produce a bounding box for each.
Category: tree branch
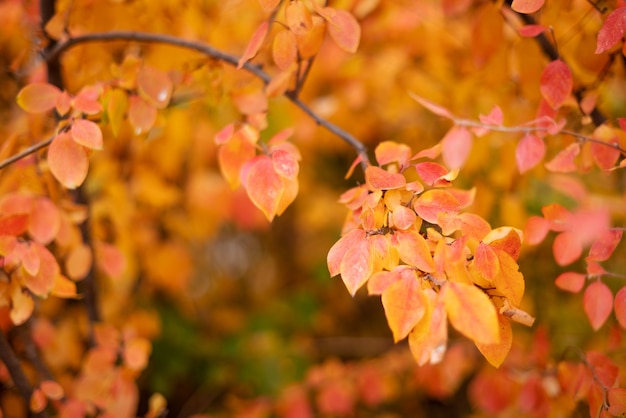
[0,136,54,170]
[41,31,371,166]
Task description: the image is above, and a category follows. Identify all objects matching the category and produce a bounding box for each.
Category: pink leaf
[47,133,89,189]
[555,272,586,293]
[441,126,473,170]
[511,0,545,14]
[238,21,269,69]
[553,231,583,266]
[518,24,548,37]
[545,143,580,173]
[615,287,626,329]
[515,134,545,173]
[584,281,613,330]
[71,119,103,150]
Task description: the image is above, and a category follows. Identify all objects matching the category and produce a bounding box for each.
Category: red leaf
[441,126,473,170]
[47,133,89,189]
[518,24,548,37]
[238,21,269,69]
[515,134,545,173]
[392,205,417,230]
[474,243,499,282]
[555,272,586,293]
[596,7,626,54]
[382,271,426,342]
[0,214,29,236]
[608,387,626,416]
[71,119,103,150]
[540,60,573,109]
[17,83,61,113]
[584,281,613,330]
[415,162,451,186]
[588,229,623,262]
[553,231,583,266]
[316,7,361,53]
[137,66,173,109]
[414,190,461,224]
[614,287,626,329]
[523,216,550,245]
[591,125,621,170]
[511,0,545,14]
[365,166,406,190]
[479,105,503,126]
[244,156,284,221]
[545,143,580,172]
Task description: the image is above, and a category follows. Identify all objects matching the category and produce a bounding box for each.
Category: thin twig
[39,31,371,166]
[0,136,54,170]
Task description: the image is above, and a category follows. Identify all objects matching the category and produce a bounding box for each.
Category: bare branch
[0,136,54,170]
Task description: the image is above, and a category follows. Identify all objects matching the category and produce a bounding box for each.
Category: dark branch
[0,137,54,170]
[41,31,371,166]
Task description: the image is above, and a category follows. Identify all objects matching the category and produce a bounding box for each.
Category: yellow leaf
[381,270,426,342]
[443,282,499,345]
[474,315,512,368]
[17,83,61,113]
[492,249,525,307]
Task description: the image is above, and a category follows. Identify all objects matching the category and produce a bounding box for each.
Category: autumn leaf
[515,134,545,173]
[238,21,269,69]
[441,126,472,170]
[382,271,426,342]
[415,162,451,186]
[365,166,406,190]
[128,95,157,135]
[272,148,299,180]
[553,231,582,266]
[596,7,626,54]
[244,156,284,222]
[273,30,298,71]
[443,282,500,345]
[316,7,361,53]
[257,0,280,12]
[540,60,573,109]
[414,190,461,224]
[544,143,580,172]
[518,24,547,37]
[588,229,623,262]
[0,214,29,237]
[20,243,59,296]
[614,287,626,329]
[51,274,78,298]
[583,281,613,330]
[71,119,103,150]
[10,283,34,325]
[328,229,367,278]
[523,216,550,245]
[492,249,524,306]
[474,316,512,368]
[375,141,412,168]
[17,83,61,113]
[473,243,499,282]
[47,133,89,189]
[217,127,257,189]
[137,66,173,109]
[393,230,435,273]
[408,94,454,119]
[65,244,93,281]
[28,197,61,245]
[286,1,314,34]
[555,272,586,293]
[511,0,545,14]
[409,289,448,366]
[339,238,374,296]
[391,205,417,230]
[591,125,620,170]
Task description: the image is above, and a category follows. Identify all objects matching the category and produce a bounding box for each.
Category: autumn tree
[1,0,626,416]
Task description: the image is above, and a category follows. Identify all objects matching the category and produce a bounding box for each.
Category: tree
[1,0,626,416]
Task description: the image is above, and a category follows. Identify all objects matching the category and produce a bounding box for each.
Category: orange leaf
[409,289,448,365]
[47,132,89,189]
[137,66,173,109]
[272,149,299,180]
[591,125,620,170]
[10,283,34,325]
[40,380,64,401]
[65,244,93,280]
[28,197,60,245]
[0,214,29,236]
[415,162,451,186]
[368,270,398,295]
[365,166,406,190]
[266,69,293,98]
[409,94,454,119]
[441,126,472,170]
[71,119,103,150]
[553,231,582,266]
[474,243,499,282]
[588,229,623,262]
[492,249,524,306]
[414,189,461,224]
[51,274,78,298]
[123,337,152,371]
[295,15,326,58]
[217,127,257,189]
[596,7,626,54]
[273,30,298,71]
[608,387,626,416]
[443,281,500,345]
[475,315,512,368]
[258,0,280,11]
[393,230,435,272]
[511,0,545,13]
[614,287,626,329]
[97,242,126,280]
[276,176,298,216]
[21,243,59,296]
[128,95,157,135]
[375,141,412,168]
[317,7,361,53]
[17,83,61,113]
[286,1,314,34]
[440,213,492,241]
[106,88,128,137]
[584,281,613,330]
[56,90,71,116]
[244,156,284,221]
[519,24,548,37]
[30,387,47,413]
[515,134,545,173]
[540,60,572,109]
[72,86,103,115]
[339,238,374,296]
[555,272,586,293]
[382,271,426,342]
[238,21,269,69]
[327,229,367,277]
